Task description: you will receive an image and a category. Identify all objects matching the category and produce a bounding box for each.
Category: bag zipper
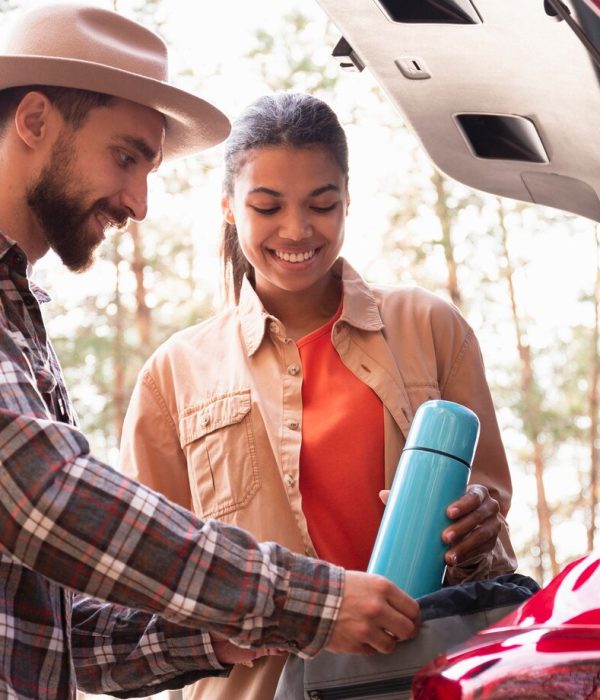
[307,674,414,699]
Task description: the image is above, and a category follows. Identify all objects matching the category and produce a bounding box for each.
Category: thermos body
[367,400,480,598]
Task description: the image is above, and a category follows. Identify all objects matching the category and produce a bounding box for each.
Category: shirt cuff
[231,551,345,659]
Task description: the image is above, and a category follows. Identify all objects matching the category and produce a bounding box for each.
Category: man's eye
[116,150,135,168]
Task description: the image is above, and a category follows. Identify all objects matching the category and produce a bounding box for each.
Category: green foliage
[246,10,340,94]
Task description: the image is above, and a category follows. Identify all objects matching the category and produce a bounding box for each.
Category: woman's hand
[442,484,501,565]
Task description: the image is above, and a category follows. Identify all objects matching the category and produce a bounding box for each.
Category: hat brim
[0,56,231,161]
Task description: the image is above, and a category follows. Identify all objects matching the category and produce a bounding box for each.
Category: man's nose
[120,177,148,221]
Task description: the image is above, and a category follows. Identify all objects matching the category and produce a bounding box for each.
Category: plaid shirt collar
[0,230,51,304]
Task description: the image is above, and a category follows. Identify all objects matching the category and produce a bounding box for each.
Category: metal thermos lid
[404,399,480,466]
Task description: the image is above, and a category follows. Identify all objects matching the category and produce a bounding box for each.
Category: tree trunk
[432,170,462,309]
[129,221,152,350]
[588,226,600,550]
[112,233,126,445]
[497,200,558,579]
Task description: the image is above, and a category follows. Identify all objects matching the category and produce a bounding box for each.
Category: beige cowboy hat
[0,3,231,160]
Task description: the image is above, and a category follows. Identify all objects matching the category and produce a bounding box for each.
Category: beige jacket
[119,259,517,700]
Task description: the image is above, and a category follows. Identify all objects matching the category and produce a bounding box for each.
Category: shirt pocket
[179,390,260,519]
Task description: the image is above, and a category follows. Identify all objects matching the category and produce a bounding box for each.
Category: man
[0,4,419,698]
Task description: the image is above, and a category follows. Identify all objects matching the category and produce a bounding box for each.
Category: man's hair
[0,85,114,134]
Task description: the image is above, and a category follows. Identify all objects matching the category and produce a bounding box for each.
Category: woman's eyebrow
[248,184,341,197]
[311,184,340,196]
[249,187,282,197]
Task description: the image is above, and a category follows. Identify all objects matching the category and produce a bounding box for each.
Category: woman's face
[222,145,349,298]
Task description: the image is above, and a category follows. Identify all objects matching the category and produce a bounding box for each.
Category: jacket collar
[238,275,274,356]
[335,258,384,332]
[238,257,383,356]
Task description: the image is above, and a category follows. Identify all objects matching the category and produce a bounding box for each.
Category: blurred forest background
[2,0,599,660]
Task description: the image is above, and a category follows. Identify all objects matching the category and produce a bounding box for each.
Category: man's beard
[26,134,129,272]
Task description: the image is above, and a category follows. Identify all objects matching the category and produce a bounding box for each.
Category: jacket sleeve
[434,309,518,583]
[0,325,344,661]
[118,367,192,511]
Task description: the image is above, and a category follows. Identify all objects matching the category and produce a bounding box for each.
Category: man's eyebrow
[117,135,163,169]
[248,184,341,197]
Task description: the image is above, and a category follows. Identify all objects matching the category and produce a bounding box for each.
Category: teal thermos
[367,399,480,598]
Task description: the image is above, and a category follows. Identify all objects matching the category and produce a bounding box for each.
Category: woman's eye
[251,206,280,215]
[311,203,338,213]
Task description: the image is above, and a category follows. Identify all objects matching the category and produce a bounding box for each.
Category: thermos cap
[405,400,480,466]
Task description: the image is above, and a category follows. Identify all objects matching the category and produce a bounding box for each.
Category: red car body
[413,553,600,699]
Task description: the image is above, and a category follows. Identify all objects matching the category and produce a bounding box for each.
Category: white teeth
[97,213,113,229]
[275,249,316,263]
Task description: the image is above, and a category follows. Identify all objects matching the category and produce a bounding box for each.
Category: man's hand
[325,570,420,655]
[442,484,501,566]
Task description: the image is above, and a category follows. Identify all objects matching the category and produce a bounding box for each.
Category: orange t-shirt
[298,311,385,571]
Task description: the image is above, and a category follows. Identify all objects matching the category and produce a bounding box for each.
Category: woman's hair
[221,92,349,303]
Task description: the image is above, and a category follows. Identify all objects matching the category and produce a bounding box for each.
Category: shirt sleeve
[0,323,344,659]
[431,305,518,582]
[71,595,227,696]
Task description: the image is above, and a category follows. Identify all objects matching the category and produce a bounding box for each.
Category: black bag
[274,574,539,700]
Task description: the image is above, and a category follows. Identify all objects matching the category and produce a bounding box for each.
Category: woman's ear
[221,193,236,225]
[14,91,55,149]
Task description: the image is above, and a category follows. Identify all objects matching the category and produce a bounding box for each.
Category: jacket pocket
[179,390,260,518]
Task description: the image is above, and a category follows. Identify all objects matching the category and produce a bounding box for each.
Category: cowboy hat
[0,3,230,160]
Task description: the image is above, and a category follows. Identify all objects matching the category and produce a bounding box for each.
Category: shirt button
[12,251,26,267]
[285,474,295,488]
[200,414,210,426]
[287,419,300,430]
[287,363,300,376]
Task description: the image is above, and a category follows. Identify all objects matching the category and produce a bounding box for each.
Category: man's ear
[221,193,236,225]
[14,91,55,149]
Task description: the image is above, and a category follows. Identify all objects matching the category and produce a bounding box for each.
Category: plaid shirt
[0,231,343,699]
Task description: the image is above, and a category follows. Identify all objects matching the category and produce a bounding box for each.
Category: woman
[119,92,517,700]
